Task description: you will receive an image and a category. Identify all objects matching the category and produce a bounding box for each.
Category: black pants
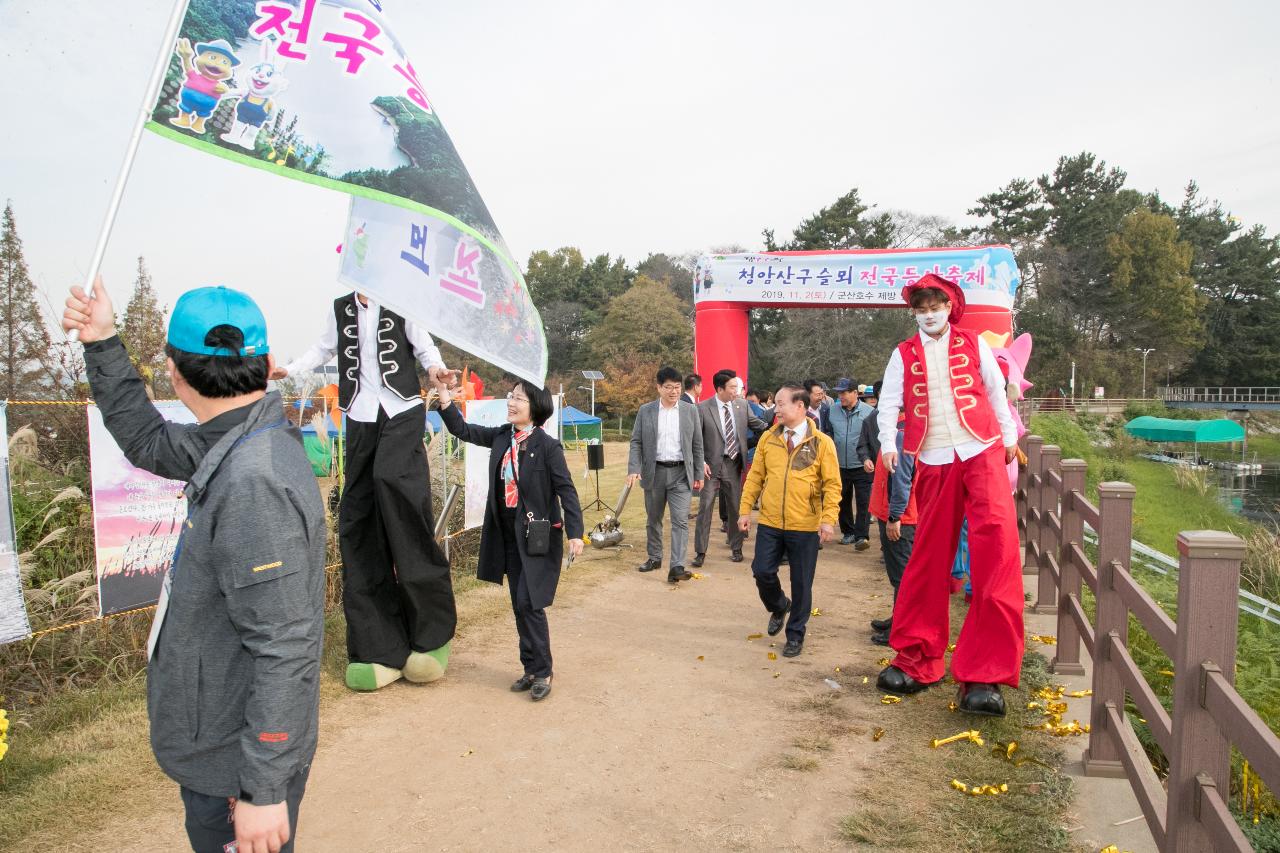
[340,405,456,669]
[181,765,309,853]
[877,519,915,593]
[501,509,552,678]
[751,524,819,642]
[838,467,873,539]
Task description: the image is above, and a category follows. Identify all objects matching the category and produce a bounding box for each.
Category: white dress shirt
[284,296,446,423]
[876,326,1017,465]
[655,400,683,461]
[782,418,809,445]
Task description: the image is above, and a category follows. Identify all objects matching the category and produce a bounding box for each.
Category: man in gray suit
[693,370,770,567]
[628,366,705,583]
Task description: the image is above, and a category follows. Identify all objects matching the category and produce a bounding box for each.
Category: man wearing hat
[873,273,1022,717]
[63,278,325,853]
[820,377,876,549]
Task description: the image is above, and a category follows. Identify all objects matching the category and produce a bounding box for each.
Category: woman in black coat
[435,378,584,701]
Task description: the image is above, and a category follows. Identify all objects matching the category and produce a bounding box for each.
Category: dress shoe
[691,553,705,568]
[531,676,553,702]
[870,616,892,632]
[840,533,857,545]
[767,598,791,636]
[720,523,727,533]
[403,642,450,683]
[637,558,661,572]
[870,629,891,646]
[957,682,1006,717]
[511,673,535,692]
[782,638,803,657]
[854,537,870,551]
[876,664,934,696]
[729,550,744,563]
[667,566,693,583]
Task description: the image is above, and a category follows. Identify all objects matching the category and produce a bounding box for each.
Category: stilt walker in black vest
[275,292,458,691]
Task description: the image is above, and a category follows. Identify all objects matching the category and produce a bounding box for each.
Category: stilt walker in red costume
[873,273,1023,716]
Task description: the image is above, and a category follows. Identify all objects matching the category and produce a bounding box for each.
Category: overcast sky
[2,0,1278,362]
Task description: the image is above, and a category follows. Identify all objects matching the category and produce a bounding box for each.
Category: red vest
[898,329,1000,455]
[869,448,918,525]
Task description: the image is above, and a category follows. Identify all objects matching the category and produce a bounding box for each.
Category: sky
[2,0,1278,363]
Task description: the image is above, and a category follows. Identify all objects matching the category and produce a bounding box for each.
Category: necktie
[786,429,795,454]
[723,403,739,459]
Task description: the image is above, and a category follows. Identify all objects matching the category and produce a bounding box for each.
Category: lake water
[1214,464,1280,529]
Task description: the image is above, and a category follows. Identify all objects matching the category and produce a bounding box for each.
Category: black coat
[439,403,584,609]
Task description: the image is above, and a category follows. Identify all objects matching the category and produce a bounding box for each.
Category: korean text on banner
[0,403,31,645]
[88,402,196,617]
[145,0,547,382]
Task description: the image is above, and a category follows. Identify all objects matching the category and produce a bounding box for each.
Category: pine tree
[0,201,52,400]
[120,256,171,398]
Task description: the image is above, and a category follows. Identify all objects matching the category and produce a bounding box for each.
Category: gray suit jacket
[629,399,704,489]
[697,396,770,478]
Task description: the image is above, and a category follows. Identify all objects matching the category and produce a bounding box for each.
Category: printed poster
[88,401,197,617]
[146,0,547,382]
[0,403,30,645]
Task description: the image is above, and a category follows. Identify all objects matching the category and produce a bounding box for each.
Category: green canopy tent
[1124,416,1245,463]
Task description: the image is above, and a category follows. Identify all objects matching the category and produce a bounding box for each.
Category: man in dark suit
[693,370,770,566]
[682,373,702,406]
[629,367,705,583]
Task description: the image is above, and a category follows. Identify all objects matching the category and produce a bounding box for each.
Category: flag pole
[70,0,192,341]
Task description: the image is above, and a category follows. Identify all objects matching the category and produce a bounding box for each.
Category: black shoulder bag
[511,433,552,556]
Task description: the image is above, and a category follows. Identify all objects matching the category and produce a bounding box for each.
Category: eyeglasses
[506,392,530,403]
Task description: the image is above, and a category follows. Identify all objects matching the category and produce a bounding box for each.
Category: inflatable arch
[692,245,1021,397]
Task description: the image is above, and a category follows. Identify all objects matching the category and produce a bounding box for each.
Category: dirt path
[79,527,906,852]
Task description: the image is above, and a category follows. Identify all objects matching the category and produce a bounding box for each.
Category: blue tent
[559,405,602,444]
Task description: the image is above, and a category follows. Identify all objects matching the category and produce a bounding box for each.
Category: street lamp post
[1133,348,1155,398]
[580,370,604,419]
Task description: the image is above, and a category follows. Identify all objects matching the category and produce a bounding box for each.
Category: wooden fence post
[1033,445,1061,615]
[1082,481,1136,777]
[1165,531,1246,851]
[1051,459,1088,675]
[1023,436,1043,576]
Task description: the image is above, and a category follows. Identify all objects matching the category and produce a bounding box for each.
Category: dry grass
[779,752,820,772]
[791,733,833,752]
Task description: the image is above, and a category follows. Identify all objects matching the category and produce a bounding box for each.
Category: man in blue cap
[63,277,325,853]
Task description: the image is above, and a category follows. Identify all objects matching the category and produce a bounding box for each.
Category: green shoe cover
[345,662,402,691]
[403,641,451,683]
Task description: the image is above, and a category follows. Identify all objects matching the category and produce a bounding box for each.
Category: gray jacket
[84,337,326,804]
[697,396,770,478]
[629,399,704,489]
[821,400,874,469]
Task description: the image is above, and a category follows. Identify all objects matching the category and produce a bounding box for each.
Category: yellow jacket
[739,418,842,532]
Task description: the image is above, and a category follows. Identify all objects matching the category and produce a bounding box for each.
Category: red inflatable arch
[692,245,1021,397]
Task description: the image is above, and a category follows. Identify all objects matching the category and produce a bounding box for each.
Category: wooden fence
[1018,434,1280,851]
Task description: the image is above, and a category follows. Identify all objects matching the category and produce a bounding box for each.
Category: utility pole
[1133,348,1155,398]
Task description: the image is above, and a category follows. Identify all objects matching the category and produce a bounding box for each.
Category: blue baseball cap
[831,377,857,393]
[167,286,269,357]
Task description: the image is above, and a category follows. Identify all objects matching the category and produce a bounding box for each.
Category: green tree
[119,256,171,398]
[525,247,633,373]
[764,188,894,252]
[1105,210,1204,361]
[587,275,692,379]
[0,202,51,400]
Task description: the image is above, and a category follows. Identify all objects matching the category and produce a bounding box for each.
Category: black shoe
[840,533,857,545]
[637,559,661,573]
[957,682,1006,717]
[876,665,934,696]
[870,616,892,632]
[667,566,693,583]
[870,629,891,646]
[782,638,803,658]
[720,523,727,533]
[510,673,535,692]
[854,538,870,551]
[531,676,552,702]
[691,553,705,568]
[730,550,744,563]
[767,598,791,636]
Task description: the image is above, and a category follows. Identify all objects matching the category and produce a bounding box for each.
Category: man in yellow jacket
[739,382,842,657]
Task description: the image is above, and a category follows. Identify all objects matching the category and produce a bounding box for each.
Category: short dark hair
[803,378,824,393]
[712,369,737,391]
[746,388,761,400]
[513,379,555,428]
[683,373,702,391]
[656,366,682,386]
[909,287,951,310]
[165,324,269,398]
[778,381,810,410]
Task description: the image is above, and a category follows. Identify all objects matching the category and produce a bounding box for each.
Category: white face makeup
[914,308,950,334]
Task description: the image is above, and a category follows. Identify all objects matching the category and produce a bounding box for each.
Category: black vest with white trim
[333,294,420,411]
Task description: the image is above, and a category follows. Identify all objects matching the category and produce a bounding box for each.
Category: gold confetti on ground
[834,667,841,673]
[1066,689,1092,698]
[773,672,781,679]
[950,779,1009,796]
[947,701,958,712]
[811,608,822,616]
[1028,634,1057,645]
[946,643,957,653]
[460,748,474,758]
[696,655,704,661]
[872,728,885,741]
[878,658,891,667]
[746,633,763,640]
[768,652,778,661]
[930,730,986,748]
[1099,846,1134,853]
[881,695,902,705]
[691,572,704,580]
[1157,669,1174,677]
[862,676,869,685]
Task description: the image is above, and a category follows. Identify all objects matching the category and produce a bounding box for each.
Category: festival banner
[462,398,560,530]
[0,403,31,645]
[88,402,197,617]
[693,246,1021,309]
[145,0,547,382]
